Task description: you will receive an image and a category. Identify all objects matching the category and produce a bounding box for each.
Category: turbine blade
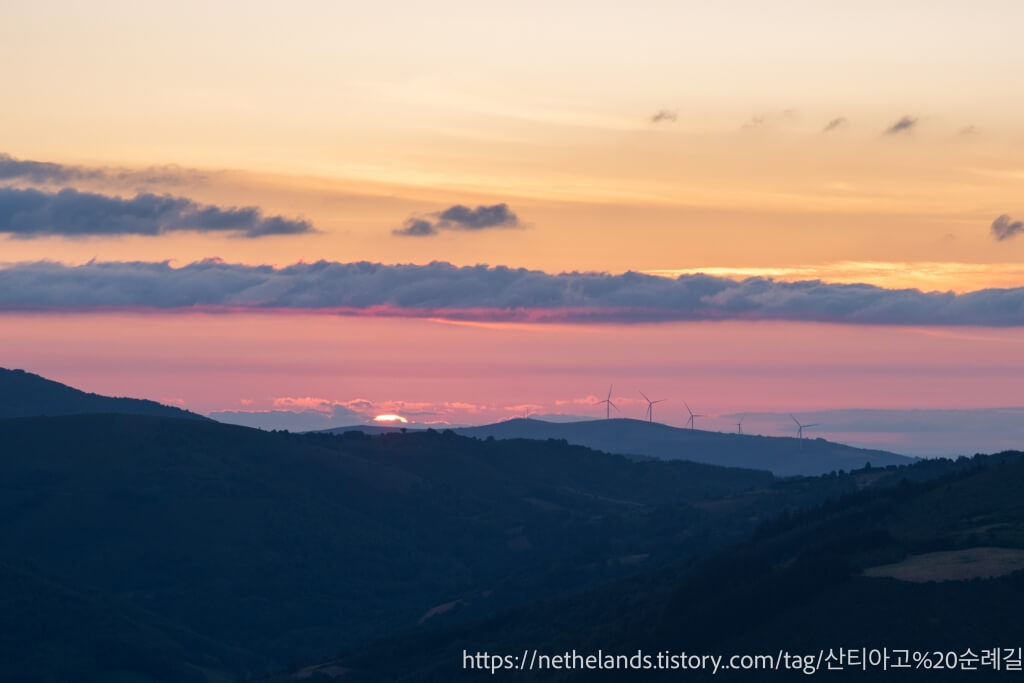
[790,415,801,426]
[609,401,620,412]
[639,390,650,402]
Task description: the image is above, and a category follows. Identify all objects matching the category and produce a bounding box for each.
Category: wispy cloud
[991,215,1024,241]
[0,186,313,238]
[884,115,918,135]
[393,203,519,237]
[0,152,204,187]
[822,117,848,133]
[211,395,491,430]
[741,114,766,129]
[741,110,797,130]
[649,109,678,124]
[2,258,1024,326]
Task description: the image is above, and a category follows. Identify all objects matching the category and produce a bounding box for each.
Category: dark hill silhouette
[329,450,1024,682]
[0,558,248,682]
[0,367,209,421]
[0,413,803,681]
[326,418,913,476]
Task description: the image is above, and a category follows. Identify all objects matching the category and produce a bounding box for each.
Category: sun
[373,414,409,424]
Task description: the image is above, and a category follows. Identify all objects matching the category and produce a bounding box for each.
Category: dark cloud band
[0,186,313,238]
[1,259,1022,325]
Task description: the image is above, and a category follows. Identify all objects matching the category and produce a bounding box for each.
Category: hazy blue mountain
[0,367,209,421]
[210,408,364,432]
[456,418,913,476]
[727,408,1024,458]
[326,417,913,476]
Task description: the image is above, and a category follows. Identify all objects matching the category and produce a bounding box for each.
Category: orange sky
[1,1,1023,281]
[2,1,1024,424]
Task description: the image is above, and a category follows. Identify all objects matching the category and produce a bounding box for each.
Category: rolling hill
[325,418,914,476]
[0,367,209,421]
[323,450,1024,682]
[0,413,809,681]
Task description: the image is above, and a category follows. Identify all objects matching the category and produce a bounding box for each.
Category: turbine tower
[684,402,704,430]
[595,385,619,419]
[790,415,820,441]
[639,391,665,423]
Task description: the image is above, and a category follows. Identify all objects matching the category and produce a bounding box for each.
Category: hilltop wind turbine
[736,415,745,434]
[790,415,819,441]
[595,385,619,419]
[684,402,704,430]
[639,391,665,423]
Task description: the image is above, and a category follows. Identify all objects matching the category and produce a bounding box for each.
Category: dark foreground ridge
[297,449,1024,682]
[0,370,1016,683]
[1,411,817,682]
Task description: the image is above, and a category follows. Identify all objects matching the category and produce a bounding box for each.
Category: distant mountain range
[0,367,209,421]
[324,417,914,476]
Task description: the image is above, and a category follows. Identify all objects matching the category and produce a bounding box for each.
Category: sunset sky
[2,1,1024,441]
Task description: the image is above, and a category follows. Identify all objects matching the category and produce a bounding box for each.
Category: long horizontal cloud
[0,186,313,238]
[393,203,519,237]
[0,152,203,186]
[1,259,1023,325]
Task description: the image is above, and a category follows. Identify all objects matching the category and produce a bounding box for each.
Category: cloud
[958,125,980,136]
[0,186,313,238]
[742,114,766,129]
[3,258,1024,326]
[741,110,797,130]
[393,219,438,237]
[822,117,848,133]
[991,215,1024,241]
[393,203,519,237]
[649,109,678,124]
[0,152,204,186]
[884,115,917,135]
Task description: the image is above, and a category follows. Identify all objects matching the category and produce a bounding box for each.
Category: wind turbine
[790,415,819,441]
[684,402,704,430]
[639,391,665,423]
[736,415,745,435]
[594,385,619,420]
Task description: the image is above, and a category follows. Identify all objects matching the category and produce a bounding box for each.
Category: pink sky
[4,313,1022,428]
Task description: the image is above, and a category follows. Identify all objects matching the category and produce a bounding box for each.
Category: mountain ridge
[0,367,210,421]
[323,417,914,476]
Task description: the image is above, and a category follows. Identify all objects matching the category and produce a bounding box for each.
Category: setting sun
[373,414,409,424]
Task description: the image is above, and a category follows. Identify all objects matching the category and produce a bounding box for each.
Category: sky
[1,1,1024,452]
